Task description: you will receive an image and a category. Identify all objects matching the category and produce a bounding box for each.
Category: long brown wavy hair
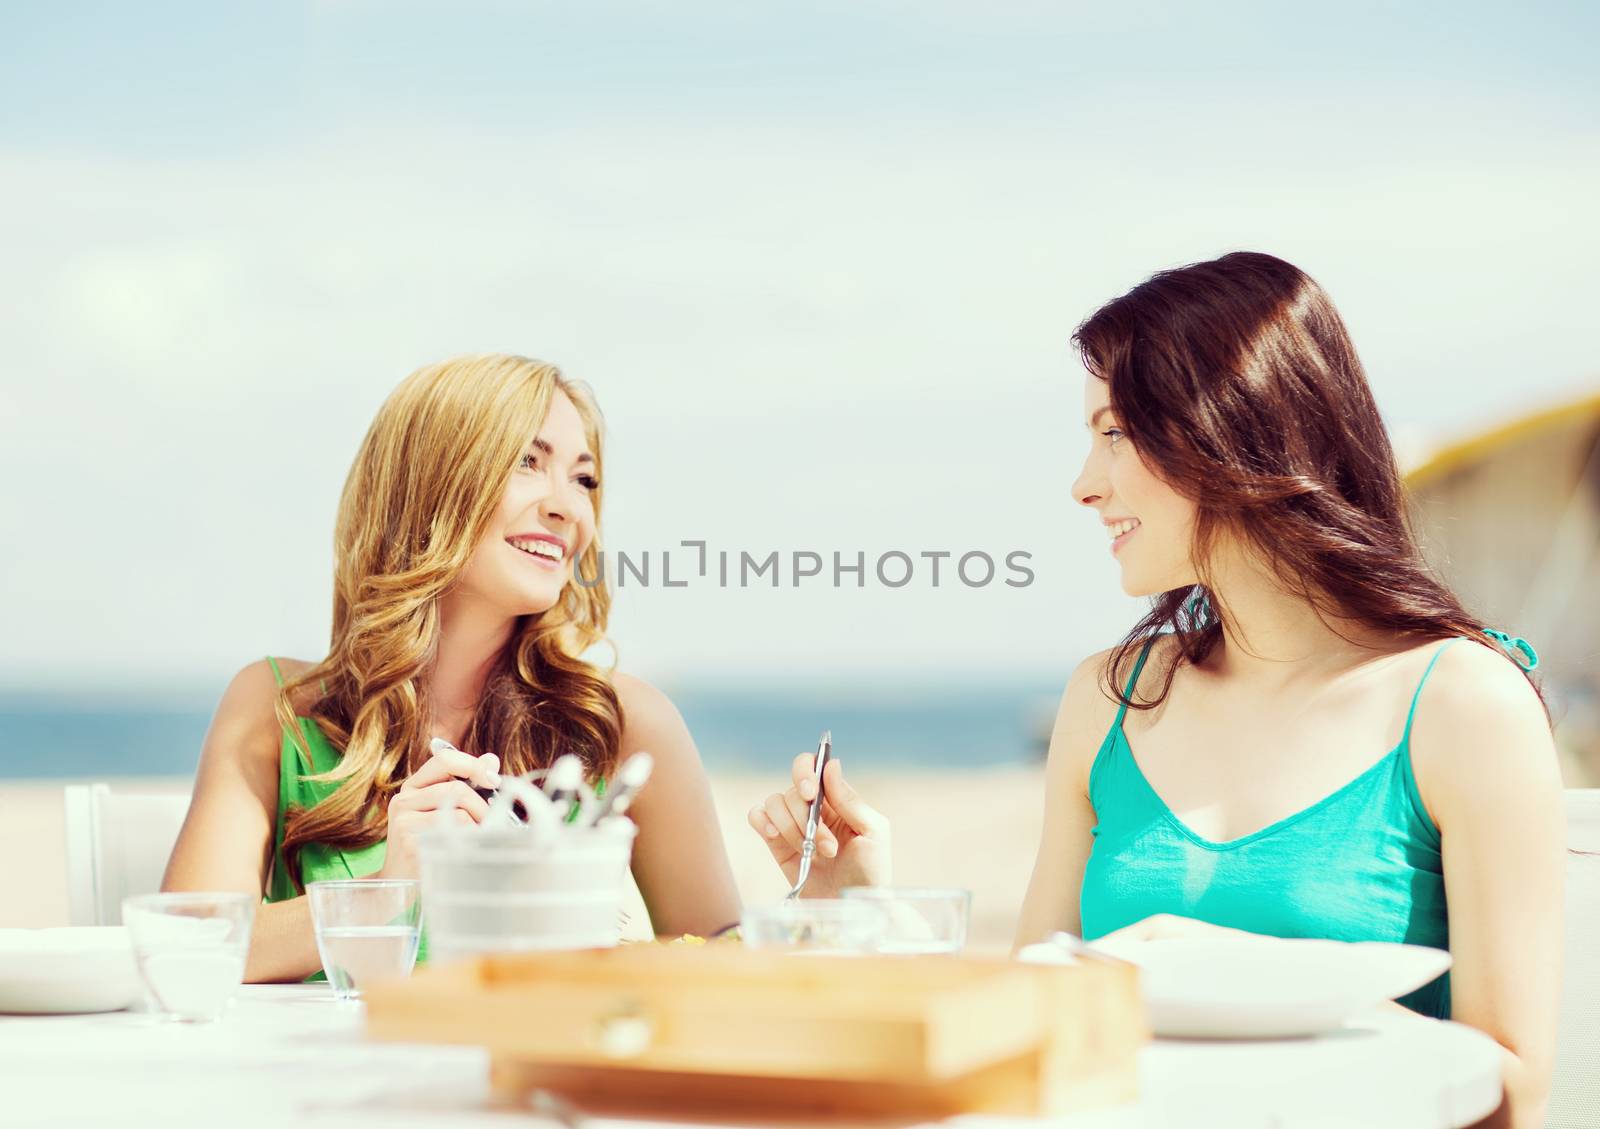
[276,354,623,886]
[1073,252,1547,716]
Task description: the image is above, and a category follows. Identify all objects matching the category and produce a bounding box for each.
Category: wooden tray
[363,945,1145,1119]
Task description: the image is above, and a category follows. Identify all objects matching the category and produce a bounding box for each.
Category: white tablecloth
[0,985,1502,1129]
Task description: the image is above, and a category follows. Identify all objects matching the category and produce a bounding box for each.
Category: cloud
[1,53,1596,689]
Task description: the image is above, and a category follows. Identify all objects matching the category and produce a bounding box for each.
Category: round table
[0,986,1502,1128]
[1135,1012,1502,1128]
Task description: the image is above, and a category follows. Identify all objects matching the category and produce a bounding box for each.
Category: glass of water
[122,892,255,1022]
[840,887,971,954]
[307,878,422,1000]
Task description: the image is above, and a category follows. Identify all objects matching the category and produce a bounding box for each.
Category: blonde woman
[164,354,741,982]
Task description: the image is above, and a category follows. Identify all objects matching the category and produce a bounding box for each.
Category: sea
[0,681,1061,780]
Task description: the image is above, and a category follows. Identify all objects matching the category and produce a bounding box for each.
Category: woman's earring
[1183,588,1215,629]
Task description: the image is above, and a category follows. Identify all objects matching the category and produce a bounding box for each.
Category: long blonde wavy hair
[276,354,623,885]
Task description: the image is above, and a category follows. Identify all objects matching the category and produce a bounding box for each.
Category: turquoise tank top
[1079,636,1495,1019]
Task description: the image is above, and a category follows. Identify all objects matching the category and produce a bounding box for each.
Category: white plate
[1019,935,1451,1039]
[0,927,143,1015]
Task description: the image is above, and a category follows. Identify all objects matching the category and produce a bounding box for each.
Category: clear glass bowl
[739,899,888,955]
[840,887,971,955]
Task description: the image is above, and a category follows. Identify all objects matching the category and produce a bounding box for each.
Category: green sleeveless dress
[263,657,411,978]
[261,656,611,973]
[1079,631,1539,1019]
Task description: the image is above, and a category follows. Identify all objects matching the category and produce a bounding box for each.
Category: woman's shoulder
[1408,634,1548,738]
[241,656,322,715]
[1058,635,1169,717]
[609,669,670,707]
[1079,632,1187,704]
[1048,639,1171,786]
[608,670,688,732]
[607,670,701,769]
[203,657,316,777]
[1405,635,1558,821]
[265,655,318,682]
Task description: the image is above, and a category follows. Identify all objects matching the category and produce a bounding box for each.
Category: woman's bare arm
[612,672,742,938]
[161,659,323,983]
[1012,648,1119,953]
[1411,642,1565,1129]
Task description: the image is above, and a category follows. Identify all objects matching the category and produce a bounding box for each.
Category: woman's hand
[376,744,501,880]
[747,754,892,897]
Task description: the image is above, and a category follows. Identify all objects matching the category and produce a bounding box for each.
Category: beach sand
[0,766,1045,956]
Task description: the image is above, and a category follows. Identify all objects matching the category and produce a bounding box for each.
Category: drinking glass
[840,887,971,954]
[122,892,254,1022]
[307,878,422,1000]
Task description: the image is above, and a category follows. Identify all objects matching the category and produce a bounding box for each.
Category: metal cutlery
[784,729,832,901]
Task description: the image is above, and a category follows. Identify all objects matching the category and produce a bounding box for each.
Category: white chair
[1549,788,1600,1128]
[63,783,191,926]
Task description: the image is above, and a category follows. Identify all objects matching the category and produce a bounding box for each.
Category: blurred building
[1405,390,1600,785]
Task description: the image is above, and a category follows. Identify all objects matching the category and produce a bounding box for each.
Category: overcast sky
[1,1,1596,693]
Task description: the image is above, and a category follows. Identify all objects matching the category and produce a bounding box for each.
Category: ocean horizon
[0,680,1061,780]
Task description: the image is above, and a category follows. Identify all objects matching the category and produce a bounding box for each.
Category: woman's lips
[1112,524,1139,555]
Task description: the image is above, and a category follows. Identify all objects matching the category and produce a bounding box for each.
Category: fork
[784,730,832,901]
[526,1088,588,1128]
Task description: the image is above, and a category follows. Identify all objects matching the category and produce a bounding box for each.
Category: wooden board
[363,945,1145,1119]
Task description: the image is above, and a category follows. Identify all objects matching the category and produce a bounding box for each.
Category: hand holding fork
[748,733,893,899]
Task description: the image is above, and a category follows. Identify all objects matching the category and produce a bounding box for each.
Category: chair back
[1549,788,1600,1128]
[63,783,190,926]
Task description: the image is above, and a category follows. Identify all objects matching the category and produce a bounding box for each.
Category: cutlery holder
[417,823,636,959]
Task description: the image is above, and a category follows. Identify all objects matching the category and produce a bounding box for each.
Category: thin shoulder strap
[266,657,331,702]
[1400,637,1464,747]
[1114,638,1159,729]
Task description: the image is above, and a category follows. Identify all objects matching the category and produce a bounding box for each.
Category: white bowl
[0,927,142,1015]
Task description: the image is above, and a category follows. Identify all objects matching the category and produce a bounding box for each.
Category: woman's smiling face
[454,389,600,616]
[1072,374,1200,597]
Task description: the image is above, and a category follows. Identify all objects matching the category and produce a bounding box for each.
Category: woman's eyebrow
[528,437,594,465]
[1085,406,1116,430]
